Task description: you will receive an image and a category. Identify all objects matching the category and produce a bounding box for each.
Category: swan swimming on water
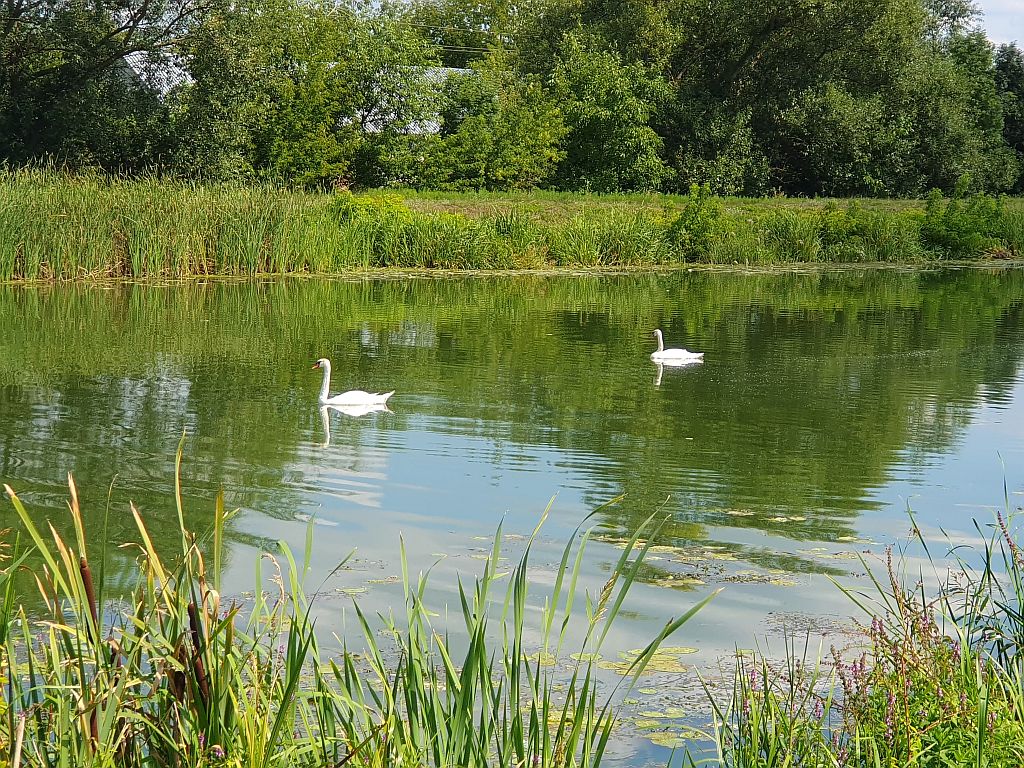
[650,329,704,363]
[312,358,395,406]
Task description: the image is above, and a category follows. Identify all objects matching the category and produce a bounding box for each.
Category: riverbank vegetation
[2,455,1022,766]
[693,504,1024,766]
[0,451,713,768]
[3,0,1024,197]
[2,173,1023,280]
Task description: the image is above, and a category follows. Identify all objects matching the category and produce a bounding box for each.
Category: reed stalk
[1,171,1020,281]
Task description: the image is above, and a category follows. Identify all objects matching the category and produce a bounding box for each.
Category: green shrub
[921,189,1007,258]
[996,209,1024,256]
[704,226,771,263]
[851,207,925,262]
[666,184,723,260]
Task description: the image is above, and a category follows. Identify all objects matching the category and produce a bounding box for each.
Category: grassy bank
[2,171,1023,280]
[691,504,1024,766]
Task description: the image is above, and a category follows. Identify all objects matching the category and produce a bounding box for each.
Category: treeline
[2,0,1023,196]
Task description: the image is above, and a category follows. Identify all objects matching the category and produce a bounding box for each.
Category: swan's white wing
[651,349,704,362]
[325,389,395,406]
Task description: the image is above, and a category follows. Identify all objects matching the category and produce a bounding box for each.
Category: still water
[1,267,1022,753]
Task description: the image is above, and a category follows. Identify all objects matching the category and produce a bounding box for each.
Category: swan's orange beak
[311,362,321,369]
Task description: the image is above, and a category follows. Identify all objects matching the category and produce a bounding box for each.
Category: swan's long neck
[655,330,664,352]
[319,361,332,402]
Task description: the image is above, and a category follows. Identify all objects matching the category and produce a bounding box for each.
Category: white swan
[651,329,704,363]
[312,358,394,406]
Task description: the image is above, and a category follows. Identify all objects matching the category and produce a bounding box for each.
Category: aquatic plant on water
[0,442,716,767]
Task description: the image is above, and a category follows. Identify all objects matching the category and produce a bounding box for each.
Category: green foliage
[996,43,1024,192]
[695,504,1024,767]
[426,54,567,191]
[776,85,888,197]
[2,173,1022,280]
[665,185,723,260]
[550,37,670,191]
[759,211,823,262]
[921,188,1007,257]
[1,0,1023,196]
[545,211,670,265]
[0,0,198,170]
[172,0,439,186]
[407,0,516,68]
[669,109,772,197]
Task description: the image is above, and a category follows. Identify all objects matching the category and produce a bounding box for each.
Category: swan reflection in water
[653,358,702,387]
[318,403,392,446]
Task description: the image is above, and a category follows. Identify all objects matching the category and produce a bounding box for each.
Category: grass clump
[692,502,1024,767]
[921,190,1002,258]
[0,445,714,767]
[2,171,1023,281]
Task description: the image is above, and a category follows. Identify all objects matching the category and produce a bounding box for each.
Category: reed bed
[1,171,1022,280]
[691,497,1024,767]
[0,442,715,768]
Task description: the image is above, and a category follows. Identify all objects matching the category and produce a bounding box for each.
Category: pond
[1,266,1022,758]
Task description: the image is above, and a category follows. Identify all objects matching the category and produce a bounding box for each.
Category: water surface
[1,268,1022,754]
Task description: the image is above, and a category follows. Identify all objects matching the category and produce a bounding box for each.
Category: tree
[922,0,981,39]
[550,36,670,191]
[173,0,439,186]
[406,0,514,68]
[426,50,566,189]
[0,0,211,168]
[996,43,1024,191]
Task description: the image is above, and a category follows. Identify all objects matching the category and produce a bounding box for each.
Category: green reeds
[0,446,715,767]
[693,499,1024,767]
[1,171,1021,281]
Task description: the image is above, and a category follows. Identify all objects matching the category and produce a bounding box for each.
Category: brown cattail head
[169,640,188,703]
[188,602,211,710]
[89,709,98,748]
[80,557,99,643]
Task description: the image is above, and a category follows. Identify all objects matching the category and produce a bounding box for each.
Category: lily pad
[527,651,557,667]
[336,587,368,596]
[600,646,694,675]
[647,733,687,749]
[651,576,706,589]
[637,706,688,719]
